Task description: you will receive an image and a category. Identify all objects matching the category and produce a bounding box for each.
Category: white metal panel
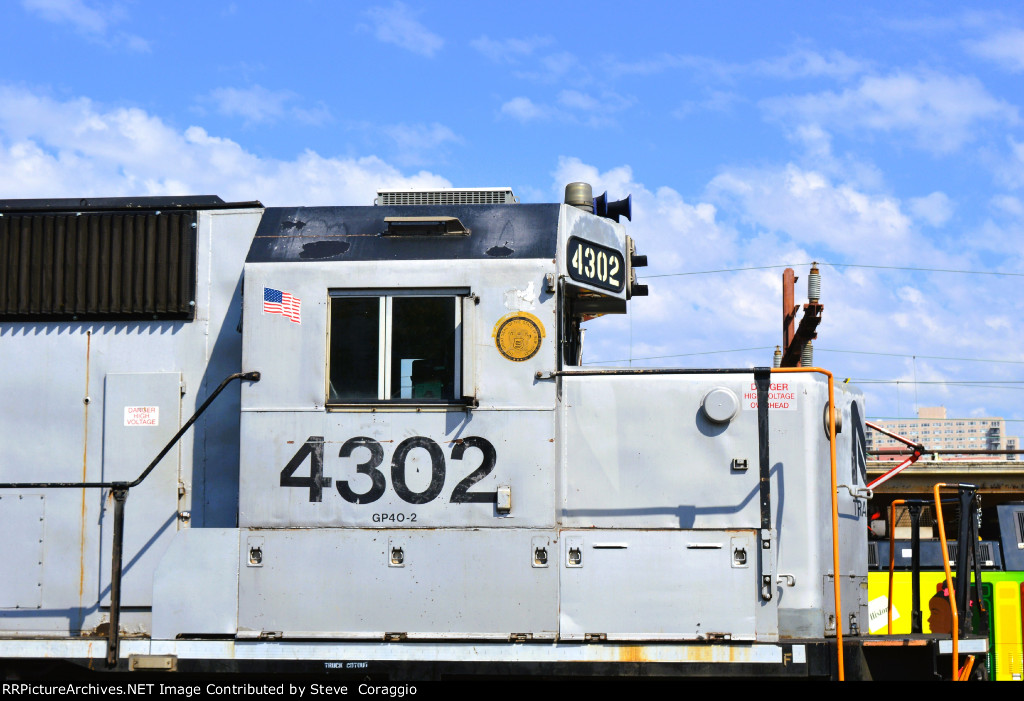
[561,374,770,529]
[239,409,555,528]
[559,530,760,641]
[100,372,181,607]
[236,528,558,638]
[0,494,45,608]
[193,208,265,528]
[0,207,260,634]
[241,259,557,412]
[152,529,239,639]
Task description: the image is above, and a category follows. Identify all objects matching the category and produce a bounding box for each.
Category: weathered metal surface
[0,637,810,668]
[247,205,560,263]
[152,529,239,639]
[235,528,558,638]
[239,410,555,528]
[561,372,867,640]
[558,529,758,640]
[0,495,45,608]
[0,207,260,634]
[99,372,181,607]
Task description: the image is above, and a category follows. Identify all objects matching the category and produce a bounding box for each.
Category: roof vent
[375,187,518,206]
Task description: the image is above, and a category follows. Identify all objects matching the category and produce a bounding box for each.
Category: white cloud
[500,97,550,123]
[558,90,633,114]
[607,48,864,83]
[673,90,744,119]
[762,71,1018,153]
[206,86,291,124]
[0,85,448,206]
[22,0,149,51]
[991,194,1024,217]
[379,122,461,166]
[606,53,733,81]
[908,192,953,227]
[984,316,1012,332]
[23,0,107,33]
[552,157,741,328]
[514,51,587,84]
[790,124,834,161]
[470,35,551,63]
[202,85,333,127]
[363,2,443,58]
[557,91,601,112]
[964,29,1024,72]
[753,49,867,80]
[707,164,914,258]
[501,91,632,127]
[997,137,1024,189]
[896,286,925,305]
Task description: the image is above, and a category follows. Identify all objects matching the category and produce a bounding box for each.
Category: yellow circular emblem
[493,312,545,362]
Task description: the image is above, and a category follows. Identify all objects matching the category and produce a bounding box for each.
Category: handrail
[772,367,843,681]
[933,482,961,682]
[887,499,905,634]
[0,370,260,667]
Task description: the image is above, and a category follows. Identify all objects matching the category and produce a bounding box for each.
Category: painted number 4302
[279,435,498,505]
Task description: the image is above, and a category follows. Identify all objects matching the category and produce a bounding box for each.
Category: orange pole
[957,655,975,680]
[932,483,959,680]
[773,367,843,680]
[888,500,906,634]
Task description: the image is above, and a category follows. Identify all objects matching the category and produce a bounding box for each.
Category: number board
[567,237,625,293]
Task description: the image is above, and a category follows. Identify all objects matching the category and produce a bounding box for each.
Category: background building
[867,407,1019,461]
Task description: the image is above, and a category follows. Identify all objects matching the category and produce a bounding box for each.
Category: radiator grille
[376,188,518,206]
[0,210,198,321]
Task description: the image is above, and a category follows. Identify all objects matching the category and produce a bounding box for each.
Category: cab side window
[328,292,463,404]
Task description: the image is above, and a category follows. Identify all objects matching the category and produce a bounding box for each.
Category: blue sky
[3,1,1023,431]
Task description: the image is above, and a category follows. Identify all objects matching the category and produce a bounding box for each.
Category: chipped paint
[615,645,651,663]
[503,281,537,311]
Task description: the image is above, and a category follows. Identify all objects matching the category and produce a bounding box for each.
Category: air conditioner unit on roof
[375,187,518,206]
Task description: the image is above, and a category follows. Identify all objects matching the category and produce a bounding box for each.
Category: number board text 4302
[280,435,499,507]
[567,236,625,293]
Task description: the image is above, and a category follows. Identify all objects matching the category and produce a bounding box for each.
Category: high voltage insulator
[802,341,814,368]
[808,262,820,304]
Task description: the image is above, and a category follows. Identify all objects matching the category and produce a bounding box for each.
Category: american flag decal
[263,287,301,324]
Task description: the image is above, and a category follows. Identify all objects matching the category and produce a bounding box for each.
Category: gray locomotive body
[0,189,867,676]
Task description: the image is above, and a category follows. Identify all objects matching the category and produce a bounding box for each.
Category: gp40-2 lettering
[279,435,498,505]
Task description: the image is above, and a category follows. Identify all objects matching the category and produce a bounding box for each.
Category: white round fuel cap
[702,387,739,423]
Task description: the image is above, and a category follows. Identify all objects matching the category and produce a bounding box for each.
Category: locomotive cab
[220,192,627,638]
[153,185,868,646]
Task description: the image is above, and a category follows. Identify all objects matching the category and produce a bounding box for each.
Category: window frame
[326,287,471,407]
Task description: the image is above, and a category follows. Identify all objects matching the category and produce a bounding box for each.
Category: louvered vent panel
[377,189,518,206]
[0,211,198,321]
[946,542,995,565]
